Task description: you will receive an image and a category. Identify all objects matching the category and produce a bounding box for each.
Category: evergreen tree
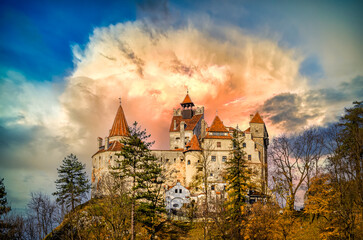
[112,121,165,240]
[225,130,251,238]
[53,154,91,211]
[0,178,11,217]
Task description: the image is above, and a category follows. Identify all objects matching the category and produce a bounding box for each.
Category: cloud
[0,71,70,207]
[261,76,362,131]
[61,20,304,153]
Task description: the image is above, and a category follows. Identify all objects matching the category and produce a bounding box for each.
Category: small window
[175,189,178,193]
[187,160,191,165]
[180,158,184,162]
[166,159,169,162]
[248,155,251,161]
[175,147,178,149]
[179,189,182,193]
[222,156,227,162]
[110,156,112,159]
[174,158,176,163]
[176,137,180,140]
[211,185,215,191]
[217,142,221,148]
[243,143,246,148]
[255,143,257,149]
[196,187,199,191]
[211,156,216,161]
[210,173,213,176]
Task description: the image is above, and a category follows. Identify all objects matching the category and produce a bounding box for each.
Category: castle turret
[108,101,129,142]
[180,93,195,119]
[169,92,204,150]
[249,112,269,193]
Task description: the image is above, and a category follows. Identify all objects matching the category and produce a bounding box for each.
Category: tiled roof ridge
[109,104,130,137]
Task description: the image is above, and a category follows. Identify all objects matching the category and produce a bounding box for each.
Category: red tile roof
[244,127,250,133]
[185,135,202,151]
[108,141,123,151]
[208,116,229,132]
[204,134,232,139]
[250,112,264,124]
[169,114,203,132]
[109,104,129,137]
[181,94,193,104]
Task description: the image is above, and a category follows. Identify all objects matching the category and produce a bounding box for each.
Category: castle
[91,93,269,207]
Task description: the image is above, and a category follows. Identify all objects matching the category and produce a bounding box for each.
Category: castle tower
[180,93,195,119]
[91,100,130,197]
[169,92,204,150]
[249,112,269,193]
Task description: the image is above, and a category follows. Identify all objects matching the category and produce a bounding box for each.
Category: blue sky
[0,0,362,209]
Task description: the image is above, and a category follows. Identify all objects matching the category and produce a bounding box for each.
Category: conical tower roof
[209,115,229,132]
[250,112,265,124]
[185,135,202,151]
[181,94,193,104]
[180,93,195,107]
[109,103,129,137]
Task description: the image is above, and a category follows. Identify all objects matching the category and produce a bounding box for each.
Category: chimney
[174,120,177,130]
[250,114,254,120]
[97,137,103,149]
[105,137,109,149]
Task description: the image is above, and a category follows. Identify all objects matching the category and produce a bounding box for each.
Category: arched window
[187,160,191,165]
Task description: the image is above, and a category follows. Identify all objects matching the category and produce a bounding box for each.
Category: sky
[0,0,362,209]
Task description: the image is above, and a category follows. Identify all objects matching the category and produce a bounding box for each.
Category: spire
[209,115,229,132]
[250,112,265,124]
[109,101,129,137]
[181,91,195,107]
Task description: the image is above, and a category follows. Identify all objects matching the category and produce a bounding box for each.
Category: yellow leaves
[305,174,337,217]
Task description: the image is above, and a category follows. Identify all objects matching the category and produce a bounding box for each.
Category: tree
[191,139,214,240]
[269,128,324,211]
[323,101,363,239]
[27,192,58,239]
[0,178,10,218]
[224,130,250,239]
[53,154,91,212]
[112,122,165,240]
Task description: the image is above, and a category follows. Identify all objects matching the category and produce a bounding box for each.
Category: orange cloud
[60,21,306,151]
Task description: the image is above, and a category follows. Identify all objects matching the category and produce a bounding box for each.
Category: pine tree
[53,154,91,211]
[0,178,11,217]
[112,121,165,240]
[225,130,251,238]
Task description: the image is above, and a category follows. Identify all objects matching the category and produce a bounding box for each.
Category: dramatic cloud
[61,20,305,154]
[261,76,363,131]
